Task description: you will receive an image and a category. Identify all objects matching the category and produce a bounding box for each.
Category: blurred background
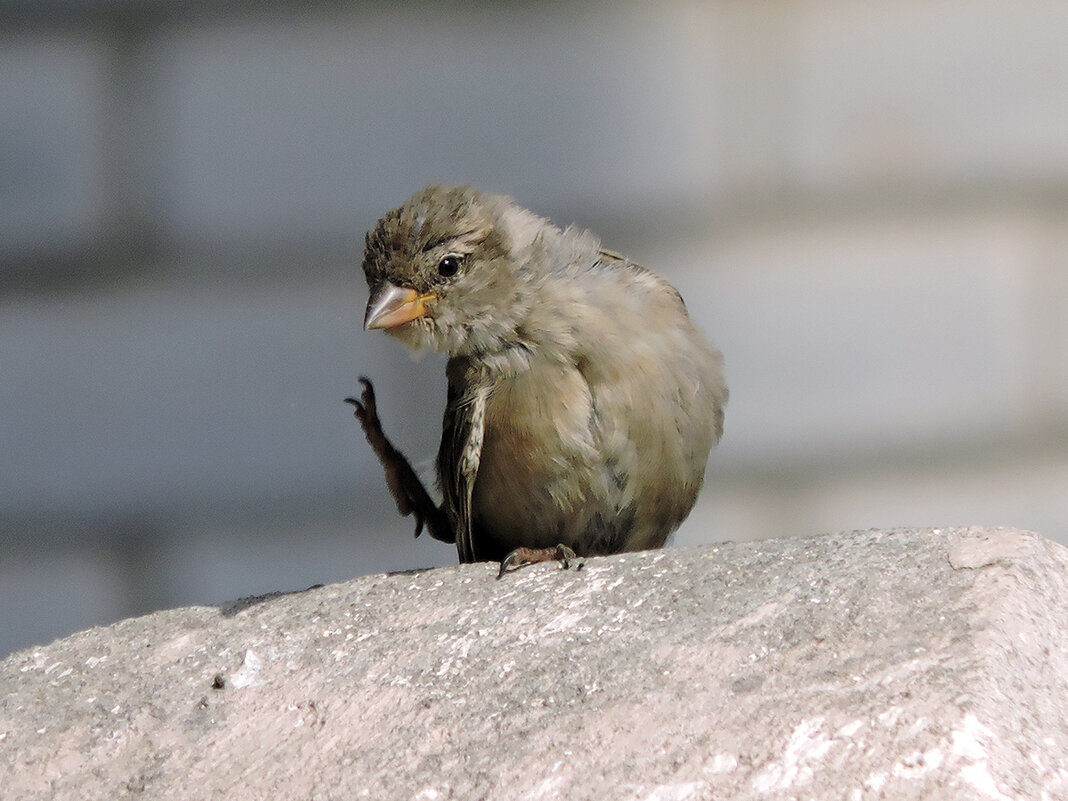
[2,0,1067,658]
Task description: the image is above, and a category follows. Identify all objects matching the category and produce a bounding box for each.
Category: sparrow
[347,185,727,577]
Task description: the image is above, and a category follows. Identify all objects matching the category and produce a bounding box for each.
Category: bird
[347,185,727,577]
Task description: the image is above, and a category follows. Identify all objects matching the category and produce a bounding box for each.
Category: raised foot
[345,376,447,541]
[344,376,380,439]
[496,544,579,580]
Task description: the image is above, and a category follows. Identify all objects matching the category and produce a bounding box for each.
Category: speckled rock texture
[2,527,1067,800]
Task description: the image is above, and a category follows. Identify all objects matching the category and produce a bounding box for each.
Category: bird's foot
[346,377,443,540]
[345,376,383,442]
[496,544,579,580]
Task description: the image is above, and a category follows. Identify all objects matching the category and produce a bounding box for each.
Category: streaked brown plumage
[348,185,727,574]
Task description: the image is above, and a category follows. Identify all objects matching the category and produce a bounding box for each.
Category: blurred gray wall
[2,0,1067,657]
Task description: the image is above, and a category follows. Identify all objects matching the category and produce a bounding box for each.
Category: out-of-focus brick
[1037,215,1068,414]
[0,34,109,257]
[788,1,1068,190]
[808,457,1068,545]
[663,211,1045,461]
[159,517,455,612]
[681,454,1068,548]
[0,550,129,657]
[153,5,722,248]
[0,279,396,518]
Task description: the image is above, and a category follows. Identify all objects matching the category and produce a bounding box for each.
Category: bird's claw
[347,375,454,546]
[496,544,579,579]
[347,377,428,537]
[344,376,379,434]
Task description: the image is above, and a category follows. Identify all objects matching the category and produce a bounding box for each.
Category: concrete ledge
[2,527,1067,800]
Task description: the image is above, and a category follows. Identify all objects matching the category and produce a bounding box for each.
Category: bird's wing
[439,361,489,564]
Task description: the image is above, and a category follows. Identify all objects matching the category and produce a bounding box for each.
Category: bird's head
[361,185,535,356]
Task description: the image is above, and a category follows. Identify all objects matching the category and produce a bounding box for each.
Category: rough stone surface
[2,527,1067,800]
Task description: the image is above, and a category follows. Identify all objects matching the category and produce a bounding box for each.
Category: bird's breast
[468,361,603,550]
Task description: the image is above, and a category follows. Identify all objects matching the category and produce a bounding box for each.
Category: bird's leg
[345,377,454,544]
[496,544,579,580]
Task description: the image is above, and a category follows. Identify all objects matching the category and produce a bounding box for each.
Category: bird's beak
[364,281,436,330]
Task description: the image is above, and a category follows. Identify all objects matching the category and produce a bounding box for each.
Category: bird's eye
[437,255,462,277]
